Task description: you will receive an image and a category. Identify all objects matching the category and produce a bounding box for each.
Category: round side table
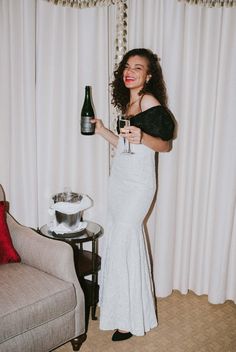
[40,220,103,330]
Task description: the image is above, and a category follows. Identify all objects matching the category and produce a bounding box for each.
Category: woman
[92,48,175,341]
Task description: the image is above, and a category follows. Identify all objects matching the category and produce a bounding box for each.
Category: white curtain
[127,0,236,303]
[0,0,38,226]
[0,0,110,229]
[1,0,235,304]
[36,1,110,227]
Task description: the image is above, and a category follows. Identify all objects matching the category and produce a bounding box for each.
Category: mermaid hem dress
[99,106,174,336]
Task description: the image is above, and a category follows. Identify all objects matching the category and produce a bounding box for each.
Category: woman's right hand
[91,118,119,147]
[91,118,105,135]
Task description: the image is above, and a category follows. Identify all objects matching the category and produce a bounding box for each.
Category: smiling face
[123,55,151,91]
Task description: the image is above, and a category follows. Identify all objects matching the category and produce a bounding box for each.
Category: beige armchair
[0,184,86,352]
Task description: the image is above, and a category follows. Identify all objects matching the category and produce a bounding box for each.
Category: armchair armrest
[7,213,85,336]
[7,213,84,296]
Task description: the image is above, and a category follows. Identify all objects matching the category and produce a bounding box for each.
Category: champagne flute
[118,116,134,154]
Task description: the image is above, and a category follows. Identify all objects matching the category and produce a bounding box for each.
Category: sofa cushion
[0,263,76,343]
[0,202,21,264]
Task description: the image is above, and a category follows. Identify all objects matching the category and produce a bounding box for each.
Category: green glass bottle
[81,86,95,135]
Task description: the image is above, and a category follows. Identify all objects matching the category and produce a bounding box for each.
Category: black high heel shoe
[112,330,133,341]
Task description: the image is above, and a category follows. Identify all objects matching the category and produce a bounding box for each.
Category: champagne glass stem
[118,116,134,154]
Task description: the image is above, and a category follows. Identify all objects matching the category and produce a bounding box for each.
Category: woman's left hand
[123,126,143,144]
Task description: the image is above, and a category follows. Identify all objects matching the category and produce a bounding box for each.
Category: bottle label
[81,116,95,133]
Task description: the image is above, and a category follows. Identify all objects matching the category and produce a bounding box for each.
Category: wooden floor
[55,290,236,352]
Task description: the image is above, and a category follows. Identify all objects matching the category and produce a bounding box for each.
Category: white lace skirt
[99,139,158,336]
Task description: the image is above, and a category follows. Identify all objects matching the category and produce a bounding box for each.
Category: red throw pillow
[0,201,21,264]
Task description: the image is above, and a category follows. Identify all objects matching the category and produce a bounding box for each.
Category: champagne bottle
[81,86,95,135]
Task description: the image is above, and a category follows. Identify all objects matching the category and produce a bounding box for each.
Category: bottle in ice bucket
[80,85,95,135]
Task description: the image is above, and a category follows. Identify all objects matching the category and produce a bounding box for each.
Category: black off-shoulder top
[117,106,175,141]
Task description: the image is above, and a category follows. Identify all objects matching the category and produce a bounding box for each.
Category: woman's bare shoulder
[140,94,160,112]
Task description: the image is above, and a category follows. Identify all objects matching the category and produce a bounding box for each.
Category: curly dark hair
[111,48,168,114]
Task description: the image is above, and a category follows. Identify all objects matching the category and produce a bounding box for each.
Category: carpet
[55,290,236,352]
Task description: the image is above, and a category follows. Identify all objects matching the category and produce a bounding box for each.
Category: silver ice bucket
[52,191,83,229]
